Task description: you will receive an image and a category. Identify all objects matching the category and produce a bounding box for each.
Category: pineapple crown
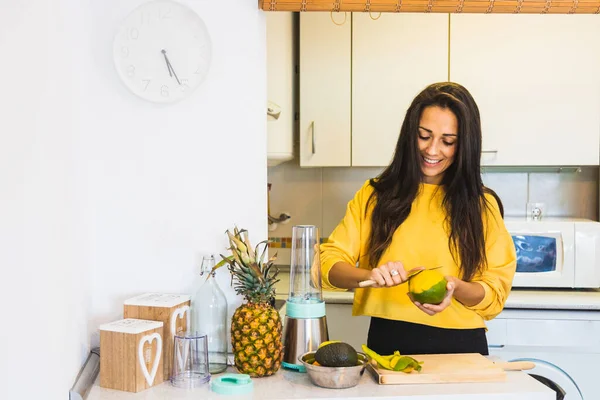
[212,227,280,304]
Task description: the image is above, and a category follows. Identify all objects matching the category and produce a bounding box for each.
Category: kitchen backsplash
[267,161,599,270]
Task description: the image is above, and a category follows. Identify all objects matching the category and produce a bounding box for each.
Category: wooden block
[123,293,191,380]
[99,319,164,392]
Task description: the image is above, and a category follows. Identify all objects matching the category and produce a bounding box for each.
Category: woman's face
[417,106,458,185]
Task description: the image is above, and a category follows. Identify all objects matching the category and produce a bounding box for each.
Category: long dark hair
[366,82,504,281]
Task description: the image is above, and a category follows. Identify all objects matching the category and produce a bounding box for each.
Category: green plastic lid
[210,374,254,395]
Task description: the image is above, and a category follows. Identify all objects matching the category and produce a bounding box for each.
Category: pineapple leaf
[221,227,280,303]
[255,239,271,265]
[241,229,256,260]
[209,255,235,281]
[227,230,247,253]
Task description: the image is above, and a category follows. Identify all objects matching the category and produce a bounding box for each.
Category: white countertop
[314,288,600,310]
[87,365,554,400]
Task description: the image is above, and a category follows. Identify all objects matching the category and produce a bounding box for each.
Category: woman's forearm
[328,261,372,289]
[451,278,485,307]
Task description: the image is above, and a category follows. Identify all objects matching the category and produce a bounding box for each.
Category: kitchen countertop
[307,288,600,310]
[86,365,553,400]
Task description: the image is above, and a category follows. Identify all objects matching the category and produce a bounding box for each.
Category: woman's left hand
[409,276,457,316]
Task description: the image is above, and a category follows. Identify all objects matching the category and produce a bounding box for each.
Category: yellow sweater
[320,180,517,330]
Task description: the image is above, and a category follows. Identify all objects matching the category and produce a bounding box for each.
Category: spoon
[358,266,443,288]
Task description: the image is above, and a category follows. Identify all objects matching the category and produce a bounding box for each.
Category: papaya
[361,345,423,373]
[408,269,448,305]
[361,345,393,369]
[318,340,341,349]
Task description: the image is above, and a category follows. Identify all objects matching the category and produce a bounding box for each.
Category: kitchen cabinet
[299,13,447,167]
[450,14,600,166]
[352,13,448,166]
[267,12,295,167]
[299,12,351,167]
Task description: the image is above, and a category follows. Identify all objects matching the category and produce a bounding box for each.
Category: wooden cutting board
[367,353,533,385]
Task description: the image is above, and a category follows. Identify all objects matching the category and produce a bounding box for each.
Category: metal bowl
[298,351,368,389]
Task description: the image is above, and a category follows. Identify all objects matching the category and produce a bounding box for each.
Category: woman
[320,82,517,356]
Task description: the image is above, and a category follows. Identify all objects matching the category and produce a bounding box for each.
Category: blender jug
[282,225,329,372]
[289,225,323,304]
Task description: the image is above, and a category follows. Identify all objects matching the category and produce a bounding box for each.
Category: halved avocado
[314,342,358,367]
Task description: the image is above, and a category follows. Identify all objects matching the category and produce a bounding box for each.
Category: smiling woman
[319,82,517,357]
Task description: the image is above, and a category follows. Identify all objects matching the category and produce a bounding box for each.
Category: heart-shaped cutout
[170,305,190,339]
[171,306,191,370]
[138,333,162,387]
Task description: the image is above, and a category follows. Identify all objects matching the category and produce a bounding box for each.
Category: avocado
[314,342,358,367]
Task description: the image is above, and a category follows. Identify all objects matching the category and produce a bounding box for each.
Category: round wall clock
[113,0,212,104]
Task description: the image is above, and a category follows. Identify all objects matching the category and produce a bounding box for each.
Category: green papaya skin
[410,278,448,305]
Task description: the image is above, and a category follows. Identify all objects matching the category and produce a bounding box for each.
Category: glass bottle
[192,255,228,374]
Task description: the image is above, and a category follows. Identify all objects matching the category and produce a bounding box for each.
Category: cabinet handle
[311,121,316,155]
[488,344,505,348]
[482,149,498,153]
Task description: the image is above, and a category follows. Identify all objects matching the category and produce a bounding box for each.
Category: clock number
[142,79,151,91]
[129,28,139,40]
[121,46,129,58]
[127,65,135,78]
[161,85,169,97]
[139,12,151,25]
[180,78,190,92]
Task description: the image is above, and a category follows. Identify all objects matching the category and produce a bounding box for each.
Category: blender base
[282,315,329,372]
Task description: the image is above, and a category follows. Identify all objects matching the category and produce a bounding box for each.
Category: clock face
[113,0,212,104]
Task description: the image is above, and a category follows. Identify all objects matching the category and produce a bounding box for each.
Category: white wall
[0,1,267,399]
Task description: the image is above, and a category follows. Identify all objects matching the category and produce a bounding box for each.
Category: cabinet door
[299,13,351,167]
[352,13,449,167]
[450,15,600,166]
[266,13,294,167]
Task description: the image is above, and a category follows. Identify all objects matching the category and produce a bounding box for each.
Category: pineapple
[215,227,283,377]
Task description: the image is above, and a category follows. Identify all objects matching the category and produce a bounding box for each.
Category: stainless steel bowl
[298,351,368,389]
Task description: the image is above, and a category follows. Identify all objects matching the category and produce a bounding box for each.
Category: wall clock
[113,0,212,104]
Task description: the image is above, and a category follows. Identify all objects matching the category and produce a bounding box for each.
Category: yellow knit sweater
[320,180,517,329]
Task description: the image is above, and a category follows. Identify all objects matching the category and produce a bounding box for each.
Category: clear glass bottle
[192,255,228,374]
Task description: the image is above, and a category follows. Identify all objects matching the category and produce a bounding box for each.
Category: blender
[282,225,329,372]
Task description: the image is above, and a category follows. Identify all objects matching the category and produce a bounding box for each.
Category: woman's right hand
[368,261,412,288]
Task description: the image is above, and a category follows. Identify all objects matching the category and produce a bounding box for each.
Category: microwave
[504,217,600,289]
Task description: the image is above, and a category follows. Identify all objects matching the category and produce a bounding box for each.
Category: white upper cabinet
[299,12,351,167]
[352,13,449,167]
[450,14,600,166]
[267,13,295,167]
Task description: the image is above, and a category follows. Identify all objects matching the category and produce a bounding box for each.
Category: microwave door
[508,222,575,288]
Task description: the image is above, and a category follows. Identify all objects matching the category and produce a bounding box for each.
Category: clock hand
[161,49,181,85]
[161,49,174,77]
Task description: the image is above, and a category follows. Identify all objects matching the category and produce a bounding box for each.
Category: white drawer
[505,319,600,348]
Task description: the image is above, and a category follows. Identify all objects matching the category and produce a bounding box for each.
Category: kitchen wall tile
[267,161,323,234]
[321,167,384,237]
[267,161,322,264]
[528,167,598,220]
[481,172,528,217]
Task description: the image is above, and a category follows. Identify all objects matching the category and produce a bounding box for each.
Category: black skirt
[367,317,489,355]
